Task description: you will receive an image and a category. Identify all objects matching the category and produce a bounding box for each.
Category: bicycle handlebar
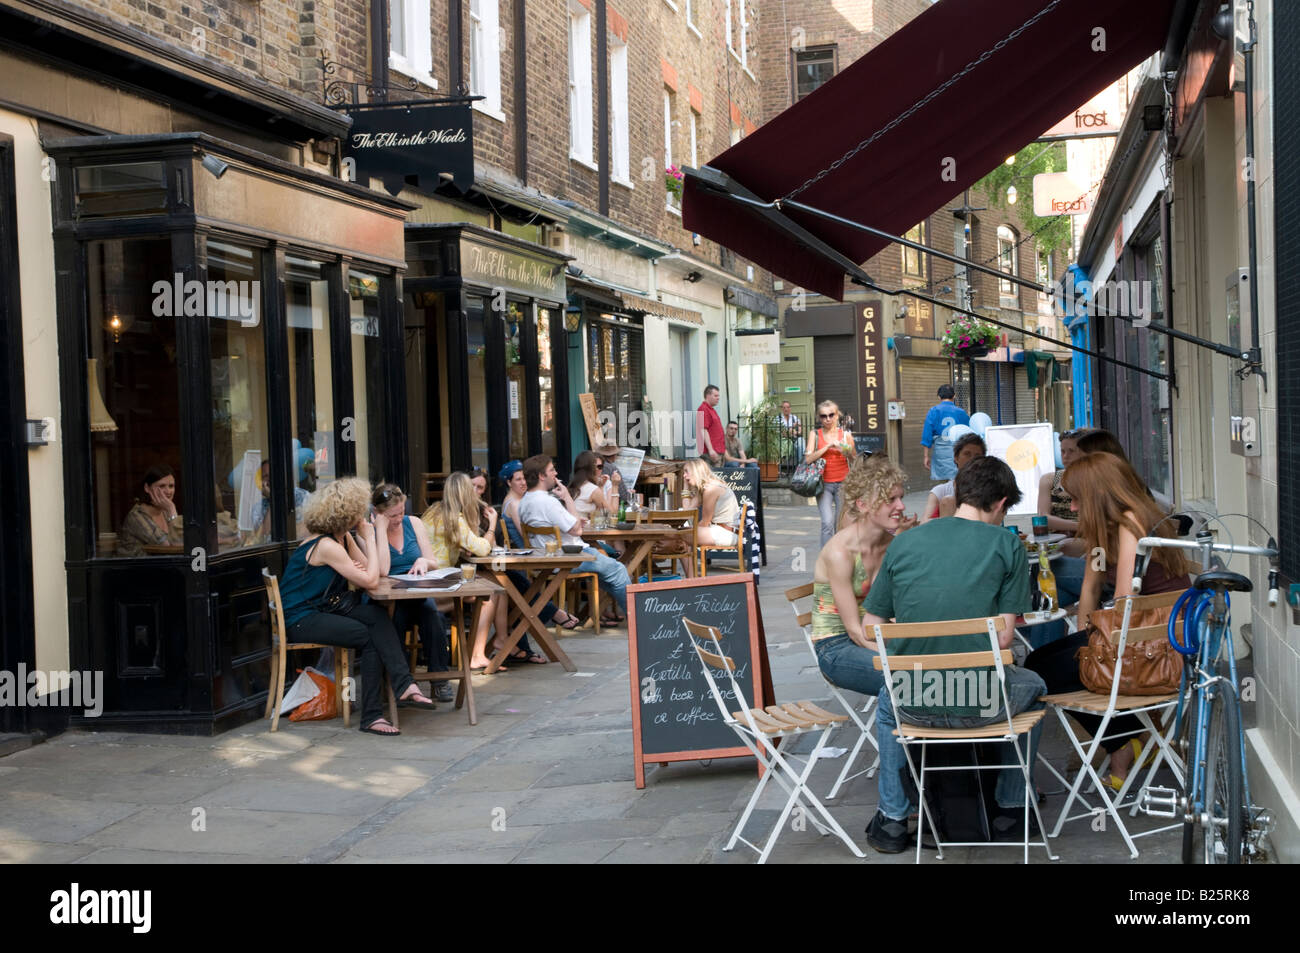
[1134,535,1280,606]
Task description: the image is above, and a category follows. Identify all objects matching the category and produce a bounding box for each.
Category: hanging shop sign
[457,234,567,301]
[1032,172,1093,216]
[1040,86,1122,138]
[737,331,780,365]
[856,300,886,437]
[343,103,474,196]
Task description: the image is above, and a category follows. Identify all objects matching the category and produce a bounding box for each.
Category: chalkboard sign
[627,574,770,788]
[708,466,767,566]
[854,433,885,457]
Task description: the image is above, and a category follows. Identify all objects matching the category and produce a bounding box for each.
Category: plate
[615,522,634,530]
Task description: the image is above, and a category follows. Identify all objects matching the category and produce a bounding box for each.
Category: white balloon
[969,412,993,436]
[944,424,974,441]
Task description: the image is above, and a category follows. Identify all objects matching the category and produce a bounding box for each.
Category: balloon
[1053,431,1063,470]
[969,412,992,437]
[944,424,974,441]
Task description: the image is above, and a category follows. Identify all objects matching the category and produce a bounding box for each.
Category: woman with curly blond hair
[809,456,917,699]
[279,477,436,735]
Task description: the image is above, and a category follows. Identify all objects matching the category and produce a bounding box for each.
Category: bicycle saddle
[1194,570,1253,593]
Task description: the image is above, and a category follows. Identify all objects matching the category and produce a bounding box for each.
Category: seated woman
[569,450,623,556]
[922,433,985,522]
[1025,452,1192,789]
[279,477,436,735]
[424,471,533,669]
[1037,428,1086,543]
[372,483,454,702]
[497,461,581,631]
[811,456,912,697]
[681,458,742,547]
[116,465,184,557]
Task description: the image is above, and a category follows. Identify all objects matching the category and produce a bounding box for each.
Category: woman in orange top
[804,399,857,547]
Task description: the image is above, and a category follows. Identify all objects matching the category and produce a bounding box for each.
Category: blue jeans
[817,481,843,547]
[577,548,630,613]
[724,461,758,469]
[875,665,1047,819]
[814,634,885,699]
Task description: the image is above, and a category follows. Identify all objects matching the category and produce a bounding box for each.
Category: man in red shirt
[696,384,725,464]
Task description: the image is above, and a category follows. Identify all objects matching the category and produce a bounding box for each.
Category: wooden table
[582,523,695,583]
[367,576,503,726]
[469,552,586,674]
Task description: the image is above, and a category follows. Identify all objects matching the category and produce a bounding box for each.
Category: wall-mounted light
[684,270,703,283]
[564,305,582,333]
[201,154,229,179]
[1006,185,1018,205]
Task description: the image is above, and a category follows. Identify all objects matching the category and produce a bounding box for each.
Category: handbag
[317,572,360,616]
[790,431,826,498]
[1076,593,1186,695]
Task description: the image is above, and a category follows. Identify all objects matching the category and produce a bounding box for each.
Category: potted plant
[940,315,1000,358]
[746,394,789,482]
[665,165,685,206]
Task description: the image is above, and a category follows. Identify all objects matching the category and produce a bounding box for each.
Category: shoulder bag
[790,430,826,498]
[1076,594,1186,695]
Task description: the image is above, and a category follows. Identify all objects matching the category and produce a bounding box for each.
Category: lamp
[564,305,582,333]
[1006,184,1018,205]
[684,270,703,283]
[87,358,118,433]
[201,154,230,179]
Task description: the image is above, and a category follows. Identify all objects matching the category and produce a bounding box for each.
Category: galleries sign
[343,103,474,196]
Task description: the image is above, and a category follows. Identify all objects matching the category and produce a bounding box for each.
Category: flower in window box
[665,165,685,199]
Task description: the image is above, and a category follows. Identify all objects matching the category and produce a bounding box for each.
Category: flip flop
[510,649,548,665]
[360,718,401,736]
[555,612,582,630]
[397,691,437,710]
[470,663,508,673]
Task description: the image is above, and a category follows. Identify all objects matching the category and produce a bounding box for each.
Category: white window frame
[388,0,435,89]
[725,0,734,53]
[739,0,749,70]
[997,224,1018,302]
[610,37,630,185]
[470,0,503,120]
[689,110,698,168]
[665,89,679,213]
[569,3,594,166]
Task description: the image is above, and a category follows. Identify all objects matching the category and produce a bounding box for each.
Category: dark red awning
[683,0,1177,300]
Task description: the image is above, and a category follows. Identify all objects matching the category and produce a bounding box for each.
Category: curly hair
[303,478,372,536]
[840,455,906,523]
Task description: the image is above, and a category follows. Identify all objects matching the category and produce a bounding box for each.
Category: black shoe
[991,806,1042,842]
[865,811,909,854]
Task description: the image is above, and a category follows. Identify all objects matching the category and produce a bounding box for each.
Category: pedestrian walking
[920,384,970,481]
[805,399,856,547]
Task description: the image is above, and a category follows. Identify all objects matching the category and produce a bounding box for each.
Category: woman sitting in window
[278,477,436,736]
[116,464,184,557]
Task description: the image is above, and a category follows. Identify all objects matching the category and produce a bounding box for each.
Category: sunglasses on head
[374,487,399,506]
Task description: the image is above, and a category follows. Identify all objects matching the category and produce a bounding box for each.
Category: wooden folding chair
[785,582,879,798]
[695,501,748,576]
[683,617,865,864]
[1039,589,1187,858]
[522,523,601,634]
[262,568,350,731]
[871,615,1058,863]
[643,508,696,581]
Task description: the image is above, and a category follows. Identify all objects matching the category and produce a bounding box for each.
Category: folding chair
[784,582,879,798]
[871,615,1058,863]
[643,509,696,581]
[1038,589,1187,858]
[682,617,865,863]
[262,568,350,731]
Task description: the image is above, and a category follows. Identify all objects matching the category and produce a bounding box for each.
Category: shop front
[402,223,570,500]
[48,133,412,732]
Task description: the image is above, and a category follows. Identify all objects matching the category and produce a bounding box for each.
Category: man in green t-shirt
[860,456,1045,853]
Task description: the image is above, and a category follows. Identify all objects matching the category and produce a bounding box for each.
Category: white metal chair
[682,617,865,864]
[1038,588,1188,858]
[784,582,879,798]
[871,615,1058,863]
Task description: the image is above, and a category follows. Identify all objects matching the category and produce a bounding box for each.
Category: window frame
[664,89,679,213]
[388,0,435,89]
[610,36,630,185]
[997,224,1019,304]
[470,0,503,120]
[792,44,836,102]
[569,2,594,166]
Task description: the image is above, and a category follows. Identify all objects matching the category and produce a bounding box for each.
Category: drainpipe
[1241,3,1264,384]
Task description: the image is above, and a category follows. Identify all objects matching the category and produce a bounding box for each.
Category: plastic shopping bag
[279,668,321,715]
[289,666,339,721]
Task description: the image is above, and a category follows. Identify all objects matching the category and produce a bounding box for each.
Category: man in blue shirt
[920,384,970,481]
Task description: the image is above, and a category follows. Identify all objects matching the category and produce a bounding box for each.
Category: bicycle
[1134,528,1279,863]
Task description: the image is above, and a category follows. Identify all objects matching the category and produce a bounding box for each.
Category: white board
[984,422,1054,516]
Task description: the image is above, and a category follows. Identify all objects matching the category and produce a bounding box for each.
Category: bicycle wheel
[1178,689,1198,864]
[1201,674,1245,864]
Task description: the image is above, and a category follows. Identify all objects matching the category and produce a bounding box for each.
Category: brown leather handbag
[1076,593,1187,696]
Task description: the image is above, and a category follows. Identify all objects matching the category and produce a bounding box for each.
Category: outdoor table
[367,576,503,726]
[468,551,586,674]
[582,523,696,582]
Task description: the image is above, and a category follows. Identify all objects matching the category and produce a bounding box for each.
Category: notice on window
[509,380,520,420]
[236,449,262,532]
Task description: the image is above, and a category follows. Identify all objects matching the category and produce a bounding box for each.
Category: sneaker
[433,681,456,703]
[865,810,909,854]
[991,805,1042,842]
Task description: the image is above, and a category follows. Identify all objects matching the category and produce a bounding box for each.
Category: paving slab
[339,825,543,858]
[511,839,624,863]
[598,834,715,864]
[0,838,99,863]
[530,817,665,844]
[82,806,358,856]
[336,846,525,864]
[74,848,301,864]
[509,781,646,825]
[195,776,425,815]
[435,759,556,793]
[0,766,228,805]
[382,790,532,835]
[0,792,141,844]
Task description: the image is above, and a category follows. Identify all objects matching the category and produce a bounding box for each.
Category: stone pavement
[0,495,1186,864]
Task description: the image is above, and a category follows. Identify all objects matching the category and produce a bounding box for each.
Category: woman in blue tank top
[280,478,435,735]
[372,483,454,701]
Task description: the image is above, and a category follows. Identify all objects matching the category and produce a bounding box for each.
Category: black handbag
[317,572,360,616]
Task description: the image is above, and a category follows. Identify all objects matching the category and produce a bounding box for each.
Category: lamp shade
[87,358,118,433]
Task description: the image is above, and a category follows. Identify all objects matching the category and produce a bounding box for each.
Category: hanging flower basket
[665,165,685,200]
[939,316,1000,358]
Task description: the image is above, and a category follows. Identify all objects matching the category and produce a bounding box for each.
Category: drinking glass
[545,538,559,555]
[460,563,477,582]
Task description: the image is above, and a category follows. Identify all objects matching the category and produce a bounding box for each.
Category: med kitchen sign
[343,103,474,196]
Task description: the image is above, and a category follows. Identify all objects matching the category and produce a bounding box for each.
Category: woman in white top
[922,433,985,522]
[681,458,741,546]
[569,450,617,517]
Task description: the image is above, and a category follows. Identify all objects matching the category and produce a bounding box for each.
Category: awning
[683,0,1178,301]
[618,292,703,326]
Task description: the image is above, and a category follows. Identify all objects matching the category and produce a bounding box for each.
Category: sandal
[360,718,400,736]
[397,688,437,710]
[509,648,548,665]
[555,611,582,630]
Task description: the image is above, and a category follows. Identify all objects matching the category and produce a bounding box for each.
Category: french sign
[1032,172,1093,217]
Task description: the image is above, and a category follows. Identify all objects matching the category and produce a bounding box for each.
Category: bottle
[1036,547,1058,612]
[617,498,627,523]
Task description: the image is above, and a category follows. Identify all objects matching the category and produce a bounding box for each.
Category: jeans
[289,603,413,728]
[723,461,758,469]
[814,634,885,699]
[391,598,449,671]
[577,548,630,613]
[875,665,1047,819]
[817,481,844,547]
